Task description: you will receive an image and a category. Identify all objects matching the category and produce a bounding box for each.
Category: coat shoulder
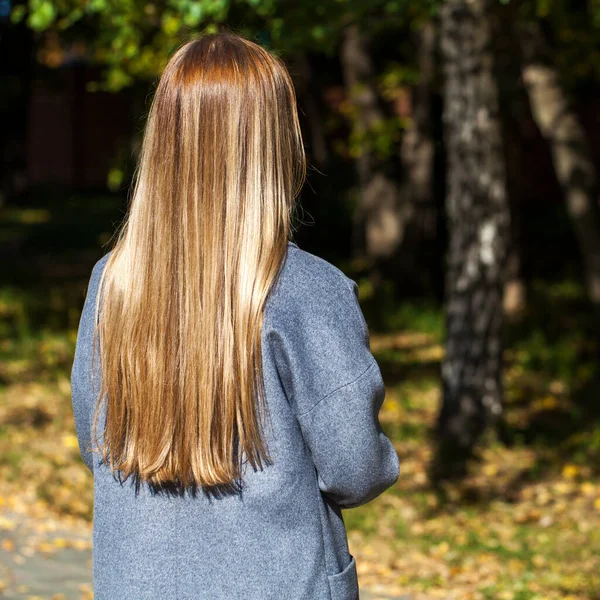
[271,242,356,310]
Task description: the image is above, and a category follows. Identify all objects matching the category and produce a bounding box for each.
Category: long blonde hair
[90,32,306,494]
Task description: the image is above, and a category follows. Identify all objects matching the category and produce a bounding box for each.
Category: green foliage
[506,278,599,390]
[13,0,432,87]
[27,0,56,31]
[12,0,239,90]
[13,0,436,170]
[379,62,420,93]
[10,4,26,23]
[347,113,406,160]
[512,328,592,384]
[373,298,444,338]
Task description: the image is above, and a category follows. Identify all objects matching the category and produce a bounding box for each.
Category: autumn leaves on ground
[2,195,600,600]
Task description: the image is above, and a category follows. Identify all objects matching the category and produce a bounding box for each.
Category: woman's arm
[70,256,108,474]
[269,264,400,508]
[295,354,400,508]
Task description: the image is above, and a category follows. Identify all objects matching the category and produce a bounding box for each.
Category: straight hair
[89,32,306,493]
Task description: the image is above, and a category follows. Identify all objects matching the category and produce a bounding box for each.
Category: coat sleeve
[269,267,400,509]
[70,256,107,474]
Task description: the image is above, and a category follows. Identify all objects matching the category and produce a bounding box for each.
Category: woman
[71,32,399,600]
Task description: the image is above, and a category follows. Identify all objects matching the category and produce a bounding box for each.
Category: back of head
[91,32,306,493]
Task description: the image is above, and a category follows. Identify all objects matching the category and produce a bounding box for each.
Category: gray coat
[71,241,400,600]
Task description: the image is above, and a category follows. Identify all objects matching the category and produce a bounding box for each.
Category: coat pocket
[327,554,359,600]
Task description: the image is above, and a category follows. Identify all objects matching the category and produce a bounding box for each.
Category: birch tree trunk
[519,21,600,304]
[435,0,511,476]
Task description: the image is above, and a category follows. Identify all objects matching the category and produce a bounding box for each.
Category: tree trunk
[503,246,526,317]
[400,21,436,233]
[435,0,511,477]
[395,20,439,294]
[340,23,406,263]
[294,53,328,168]
[492,4,529,318]
[518,21,600,304]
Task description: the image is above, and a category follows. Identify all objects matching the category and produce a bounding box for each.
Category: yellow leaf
[581,482,596,496]
[562,464,579,479]
[508,558,525,573]
[37,542,55,554]
[62,434,79,449]
[437,541,450,555]
[553,481,573,495]
[594,498,600,512]
[542,395,559,409]
[532,554,546,567]
[483,464,498,476]
[0,516,16,531]
[1,539,14,552]
[72,539,91,550]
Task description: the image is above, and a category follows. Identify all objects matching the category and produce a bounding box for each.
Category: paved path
[0,508,410,599]
[0,508,92,599]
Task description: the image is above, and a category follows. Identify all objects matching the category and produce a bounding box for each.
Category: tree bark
[492,4,529,318]
[340,23,406,263]
[393,21,439,293]
[400,20,436,236]
[503,246,526,317]
[435,0,511,477]
[518,21,600,304]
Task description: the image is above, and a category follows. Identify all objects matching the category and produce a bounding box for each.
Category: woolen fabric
[71,241,400,600]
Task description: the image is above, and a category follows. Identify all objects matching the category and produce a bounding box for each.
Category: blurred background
[1,0,600,598]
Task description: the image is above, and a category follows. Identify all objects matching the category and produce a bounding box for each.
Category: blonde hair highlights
[90,33,306,493]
